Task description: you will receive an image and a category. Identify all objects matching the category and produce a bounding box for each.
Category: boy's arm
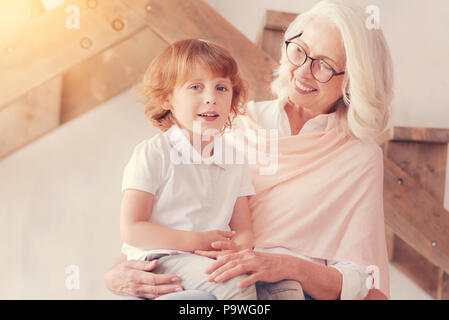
[120,189,200,251]
[120,189,233,252]
[229,196,254,250]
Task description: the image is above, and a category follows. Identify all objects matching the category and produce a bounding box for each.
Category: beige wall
[0,90,158,299]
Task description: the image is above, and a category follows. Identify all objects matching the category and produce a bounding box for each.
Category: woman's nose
[293,58,314,80]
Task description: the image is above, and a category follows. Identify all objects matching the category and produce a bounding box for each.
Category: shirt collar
[277,97,337,135]
[166,125,227,169]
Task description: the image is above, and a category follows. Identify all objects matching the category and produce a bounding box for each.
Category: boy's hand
[197,230,235,251]
[194,233,240,259]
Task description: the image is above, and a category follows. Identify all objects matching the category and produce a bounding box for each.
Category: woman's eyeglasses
[285,34,345,83]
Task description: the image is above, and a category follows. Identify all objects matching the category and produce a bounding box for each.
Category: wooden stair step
[0,0,146,109]
[61,26,167,124]
[0,76,62,159]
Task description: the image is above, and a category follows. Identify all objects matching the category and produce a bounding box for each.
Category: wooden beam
[0,0,146,109]
[0,76,62,159]
[260,10,298,32]
[385,141,448,202]
[385,225,395,261]
[374,128,394,146]
[390,127,449,144]
[257,29,284,65]
[383,156,449,273]
[61,26,168,123]
[437,270,449,299]
[119,0,277,102]
[255,10,297,70]
[390,235,440,297]
[383,132,449,299]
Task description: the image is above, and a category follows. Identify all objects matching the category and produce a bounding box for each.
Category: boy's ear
[162,95,172,111]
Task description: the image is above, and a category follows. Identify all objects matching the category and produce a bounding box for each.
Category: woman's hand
[194,237,240,259]
[104,256,183,299]
[204,249,288,288]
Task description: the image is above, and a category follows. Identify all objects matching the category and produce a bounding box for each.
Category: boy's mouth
[197,112,219,119]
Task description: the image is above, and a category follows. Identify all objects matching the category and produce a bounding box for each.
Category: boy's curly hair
[141,39,248,131]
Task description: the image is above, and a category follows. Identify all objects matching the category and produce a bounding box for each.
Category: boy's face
[167,66,233,137]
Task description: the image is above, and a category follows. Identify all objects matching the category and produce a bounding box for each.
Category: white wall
[1,0,447,299]
[0,90,158,299]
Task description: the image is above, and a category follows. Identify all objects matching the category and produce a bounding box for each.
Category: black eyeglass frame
[284,33,345,83]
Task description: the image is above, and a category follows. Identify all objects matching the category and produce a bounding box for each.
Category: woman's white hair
[271,0,394,140]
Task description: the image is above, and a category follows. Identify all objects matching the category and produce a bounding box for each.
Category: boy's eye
[189,84,201,90]
[217,86,229,92]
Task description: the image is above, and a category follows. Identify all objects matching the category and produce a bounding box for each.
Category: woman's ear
[345,79,350,96]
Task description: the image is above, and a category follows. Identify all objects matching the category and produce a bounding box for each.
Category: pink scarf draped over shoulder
[232,112,390,299]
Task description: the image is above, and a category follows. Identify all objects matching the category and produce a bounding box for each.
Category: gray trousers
[151,252,257,300]
[256,280,305,300]
[148,252,304,300]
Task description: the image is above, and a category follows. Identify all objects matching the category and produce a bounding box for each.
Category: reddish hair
[141,39,248,131]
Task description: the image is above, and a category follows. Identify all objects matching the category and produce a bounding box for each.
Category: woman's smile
[293,78,318,95]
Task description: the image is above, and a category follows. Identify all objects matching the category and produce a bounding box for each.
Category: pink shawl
[233,114,390,299]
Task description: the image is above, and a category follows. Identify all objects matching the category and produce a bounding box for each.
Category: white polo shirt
[121,124,255,260]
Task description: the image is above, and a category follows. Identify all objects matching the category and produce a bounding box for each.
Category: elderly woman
[104,0,393,300]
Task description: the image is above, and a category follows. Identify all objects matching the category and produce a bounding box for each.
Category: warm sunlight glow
[41,0,66,11]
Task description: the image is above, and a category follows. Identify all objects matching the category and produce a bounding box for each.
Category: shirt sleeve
[121,139,163,195]
[244,100,259,123]
[328,260,370,300]
[238,163,256,197]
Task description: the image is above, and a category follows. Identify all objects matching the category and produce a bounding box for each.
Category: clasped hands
[195,235,287,288]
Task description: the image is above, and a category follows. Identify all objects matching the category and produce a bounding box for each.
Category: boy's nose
[204,93,217,104]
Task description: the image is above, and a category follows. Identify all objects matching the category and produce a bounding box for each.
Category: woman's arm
[120,189,234,251]
[205,250,343,300]
[283,254,342,300]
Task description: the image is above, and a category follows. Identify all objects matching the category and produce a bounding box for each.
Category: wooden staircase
[258,10,449,299]
[0,0,276,160]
